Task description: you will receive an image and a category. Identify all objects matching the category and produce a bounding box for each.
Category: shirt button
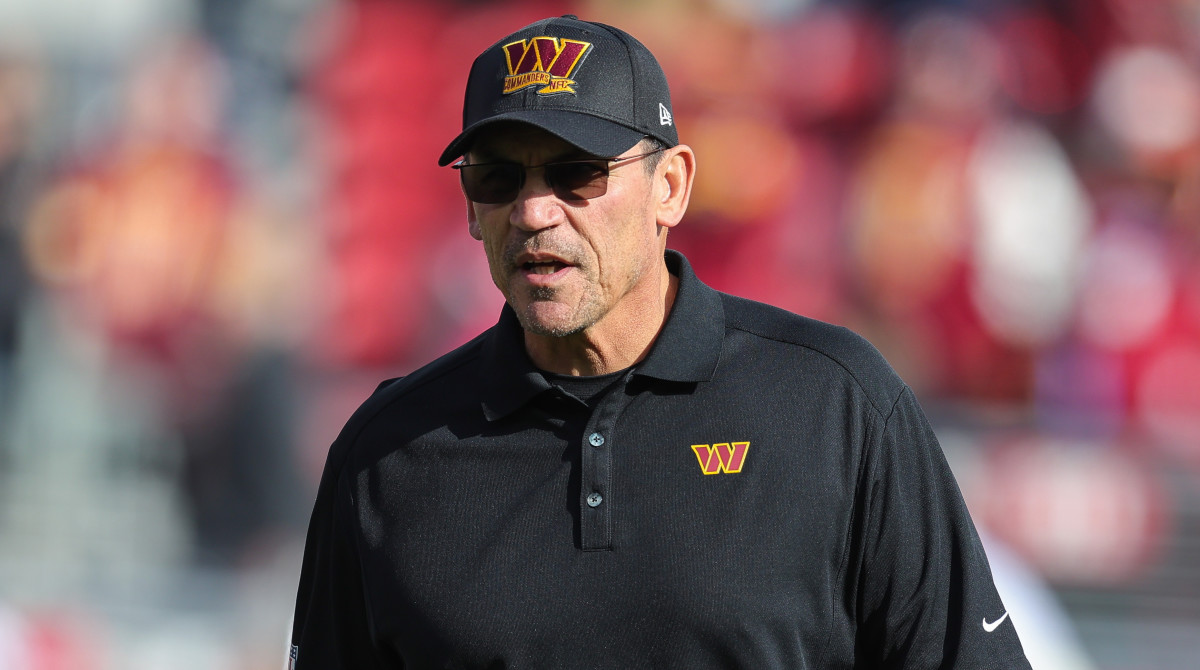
[586,492,603,508]
[588,432,605,447]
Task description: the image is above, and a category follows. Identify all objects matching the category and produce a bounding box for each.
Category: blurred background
[0,0,1198,667]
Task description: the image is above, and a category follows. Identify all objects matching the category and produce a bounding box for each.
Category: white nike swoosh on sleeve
[982,611,1010,633]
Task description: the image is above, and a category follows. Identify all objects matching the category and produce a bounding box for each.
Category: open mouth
[523,261,567,275]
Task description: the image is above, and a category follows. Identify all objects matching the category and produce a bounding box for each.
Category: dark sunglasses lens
[546,161,609,200]
[460,164,521,204]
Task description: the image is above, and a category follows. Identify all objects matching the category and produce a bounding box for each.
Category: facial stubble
[509,252,647,340]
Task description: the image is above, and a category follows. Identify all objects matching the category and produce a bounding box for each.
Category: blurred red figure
[25,35,239,413]
[303,0,570,370]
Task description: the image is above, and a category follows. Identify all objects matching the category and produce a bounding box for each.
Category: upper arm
[855,387,1031,669]
[290,446,398,669]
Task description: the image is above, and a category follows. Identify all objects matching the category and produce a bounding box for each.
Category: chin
[515,302,592,339]
[517,313,586,338]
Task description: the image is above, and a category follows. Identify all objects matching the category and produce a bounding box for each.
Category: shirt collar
[632,250,724,383]
[479,305,554,422]
[478,249,724,421]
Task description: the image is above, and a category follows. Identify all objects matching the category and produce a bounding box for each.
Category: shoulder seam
[882,384,910,427]
[830,381,888,663]
[325,344,485,481]
[726,323,902,418]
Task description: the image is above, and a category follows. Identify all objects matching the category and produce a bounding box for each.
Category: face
[464,125,665,339]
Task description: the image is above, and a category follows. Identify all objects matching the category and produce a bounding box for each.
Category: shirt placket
[578,376,633,551]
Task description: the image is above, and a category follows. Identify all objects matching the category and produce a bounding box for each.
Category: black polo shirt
[290,251,1031,669]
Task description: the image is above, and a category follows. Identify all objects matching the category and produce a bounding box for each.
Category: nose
[509,167,566,232]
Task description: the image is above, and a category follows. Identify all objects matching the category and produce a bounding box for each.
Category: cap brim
[438,110,645,166]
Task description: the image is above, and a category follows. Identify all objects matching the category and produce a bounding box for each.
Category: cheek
[474,212,506,255]
[482,234,507,277]
[471,222,506,279]
[597,204,657,276]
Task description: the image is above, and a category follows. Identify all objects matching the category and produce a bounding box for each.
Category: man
[290,15,1031,669]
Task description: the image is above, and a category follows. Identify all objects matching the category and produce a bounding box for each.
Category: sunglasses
[452,148,665,204]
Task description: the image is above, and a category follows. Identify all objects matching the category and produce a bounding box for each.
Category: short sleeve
[855,386,1032,669]
[290,444,397,669]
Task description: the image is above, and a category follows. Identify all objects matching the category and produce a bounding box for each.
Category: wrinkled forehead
[466,121,596,163]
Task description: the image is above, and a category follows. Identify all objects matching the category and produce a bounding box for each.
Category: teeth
[525,261,562,275]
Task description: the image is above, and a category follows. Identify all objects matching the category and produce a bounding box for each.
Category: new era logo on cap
[439,15,679,166]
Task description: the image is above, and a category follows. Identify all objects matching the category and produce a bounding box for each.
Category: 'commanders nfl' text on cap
[438,15,678,166]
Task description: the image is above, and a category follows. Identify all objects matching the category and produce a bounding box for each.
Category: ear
[655,144,696,230]
[465,192,483,240]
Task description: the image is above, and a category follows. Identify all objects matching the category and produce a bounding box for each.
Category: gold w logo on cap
[502,37,592,95]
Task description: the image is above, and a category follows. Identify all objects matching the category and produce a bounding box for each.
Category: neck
[524,263,678,376]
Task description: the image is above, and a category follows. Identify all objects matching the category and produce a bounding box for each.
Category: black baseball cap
[438,15,678,166]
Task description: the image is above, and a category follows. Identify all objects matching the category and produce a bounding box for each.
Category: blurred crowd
[1,0,1199,667]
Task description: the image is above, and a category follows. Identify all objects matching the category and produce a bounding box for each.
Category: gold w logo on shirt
[692,442,750,475]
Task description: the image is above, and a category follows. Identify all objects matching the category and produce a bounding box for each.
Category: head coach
[288,14,1032,669]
